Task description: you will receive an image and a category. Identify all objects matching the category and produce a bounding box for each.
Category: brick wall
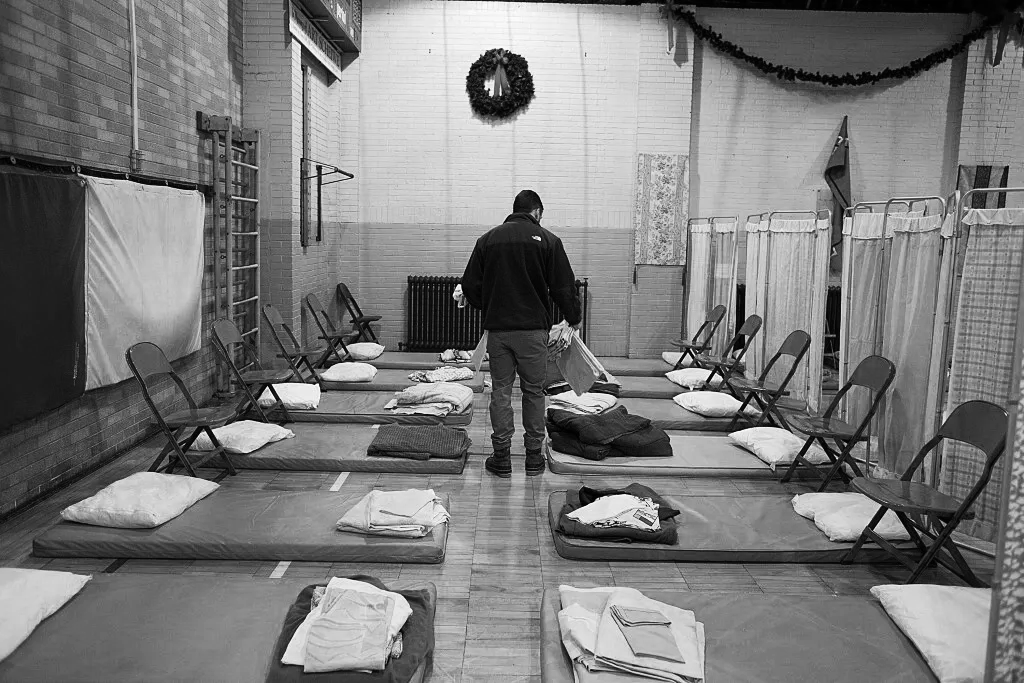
[337,0,695,357]
[688,9,971,275]
[957,32,1024,196]
[0,0,241,518]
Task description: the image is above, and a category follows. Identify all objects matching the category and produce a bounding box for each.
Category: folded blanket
[367,425,472,461]
[336,490,450,538]
[391,382,474,414]
[558,485,679,545]
[546,380,620,398]
[408,366,475,384]
[548,391,617,415]
[267,576,434,683]
[548,406,672,460]
[548,406,651,445]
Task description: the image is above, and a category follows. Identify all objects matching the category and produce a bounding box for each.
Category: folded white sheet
[567,494,661,531]
[548,391,617,415]
[282,577,413,667]
[336,489,450,537]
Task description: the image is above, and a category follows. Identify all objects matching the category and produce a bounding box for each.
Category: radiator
[403,275,588,352]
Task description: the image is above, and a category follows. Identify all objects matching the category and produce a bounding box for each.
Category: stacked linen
[367,425,472,461]
[336,489,450,539]
[270,575,435,683]
[407,366,475,384]
[558,585,705,683]
[548,391,617,415]
[547,405,671,461]
[384,382,473,416]
[557,484,680,545]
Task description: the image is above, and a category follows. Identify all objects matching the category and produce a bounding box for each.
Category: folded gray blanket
[367,425,472,460]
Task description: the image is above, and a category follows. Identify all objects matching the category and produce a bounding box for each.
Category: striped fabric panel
[941,223,1024,539]
[958,164,1010,209]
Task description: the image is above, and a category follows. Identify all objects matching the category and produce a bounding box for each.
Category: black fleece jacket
[460,213,582,331]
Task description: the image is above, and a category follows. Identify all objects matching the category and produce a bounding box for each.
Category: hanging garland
[663,5,1007,87]
[466,48,535,119]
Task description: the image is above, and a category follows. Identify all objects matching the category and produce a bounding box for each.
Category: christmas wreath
[466,48,534,119]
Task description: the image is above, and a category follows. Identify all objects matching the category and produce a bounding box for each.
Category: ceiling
[474,0,1020,16]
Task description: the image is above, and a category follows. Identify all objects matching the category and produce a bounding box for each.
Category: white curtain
[85,178,204,390]
[685,223,713,340]
[744,218,769,373]
[839,212,888,425]
[941,207,1024,541]
[710,219,739,356]
[877,213,953,475]
[760,217,830,412]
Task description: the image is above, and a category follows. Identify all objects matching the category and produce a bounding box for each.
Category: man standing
[461,190,582,478]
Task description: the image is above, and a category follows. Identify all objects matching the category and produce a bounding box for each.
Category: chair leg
[727,392,757,430]
[779,436,818,483]
[204,427,238,476]
[907,518,983,586]
[167,427,200,477]
[239,383,271,423]
[265,384,292,424]
[815,438,860,492]
[842,505,889,564]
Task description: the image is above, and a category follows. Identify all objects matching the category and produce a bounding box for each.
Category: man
[461,190,582,478]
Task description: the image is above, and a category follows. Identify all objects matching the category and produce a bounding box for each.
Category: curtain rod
[0,153,213,195]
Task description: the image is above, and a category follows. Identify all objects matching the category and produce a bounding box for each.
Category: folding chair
[305,293,361,364]
[336,282,382,343]
[211,318,293,424]
[261,304,330,384]
[690,314,762,386]
[725,329,811,431]
[843,400,1007,587]
[779,354,896,491]
[126,342,237,478]
[669,305,726,370]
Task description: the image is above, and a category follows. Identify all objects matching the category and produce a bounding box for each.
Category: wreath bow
[492,49,511,98]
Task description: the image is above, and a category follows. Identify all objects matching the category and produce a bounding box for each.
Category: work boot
[485,448,512,478]
[525,448,546,476]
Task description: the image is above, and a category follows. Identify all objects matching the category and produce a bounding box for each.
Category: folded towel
[336,490,450,538]
[393,382,474,414]
[548,391,617,415]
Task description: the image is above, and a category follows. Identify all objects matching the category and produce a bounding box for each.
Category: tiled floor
[0,393,993,682]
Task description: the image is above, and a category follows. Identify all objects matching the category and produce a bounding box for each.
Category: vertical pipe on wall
[128,0,141,171]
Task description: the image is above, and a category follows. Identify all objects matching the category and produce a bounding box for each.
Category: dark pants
[487,329,548,453]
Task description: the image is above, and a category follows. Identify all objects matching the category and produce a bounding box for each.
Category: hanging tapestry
[633,154,688,266]
[0,169,87,430]
[85,177,205,390]
[958,164,1010,208]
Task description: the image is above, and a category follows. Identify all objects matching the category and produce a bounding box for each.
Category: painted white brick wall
[958,33,1024,198]
[689,9,971,250]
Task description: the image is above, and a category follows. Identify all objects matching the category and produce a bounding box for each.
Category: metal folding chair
[212,319,293,424]
[669,305,727,370]
[690,314,763,386]
[336,282,382,343]
[126,342,237,477]
[726,329,811,431]
[261,304,331,384]
[843,400,1007,587]
[779,354,896,490]
[305,293,361,364]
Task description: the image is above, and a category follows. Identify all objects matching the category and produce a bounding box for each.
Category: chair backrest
[125,341,197,414]
[261,304,301,353]
[212,318,261,372]
[757,329,811,383]
[902,401,1008,505]
[722,314,762,362]
[692,304,727,347]
[305,293,339,338]
[823,354,895,420]
[336,282,362,319]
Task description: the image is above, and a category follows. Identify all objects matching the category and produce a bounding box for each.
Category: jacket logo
[531,235,541,241]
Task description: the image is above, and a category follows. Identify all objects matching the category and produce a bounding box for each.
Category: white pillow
[871,584,990,683]
[0,568,92,662]
[791,492,910,542]
[728,427,828,469]
[319,362,378,383]
[665,368,722,390]
[60,472,219,528]
[661,351,694,367]
[673,391,749,418]
[346,342,385,361]
[258,383,321,409]
[191,420,295,454]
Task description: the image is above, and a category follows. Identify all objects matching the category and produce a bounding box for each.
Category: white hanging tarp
[85,177,204,390]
